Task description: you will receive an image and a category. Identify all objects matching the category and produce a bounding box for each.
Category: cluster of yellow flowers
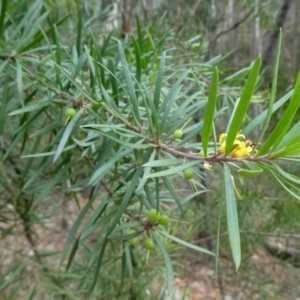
[219,133,257,158]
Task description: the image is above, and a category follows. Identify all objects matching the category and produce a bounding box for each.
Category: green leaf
[79,199,111,241]
[137,150,156,191]
[225,56,261,155]
[106,167,144,236]
[162,176,183,213]
[0,78,9,135]
[270,141,300,158]
[89,148,132,185]
[238,168,263,178]
[117,41,141,127]
[18,14,70,53]
[154,52,165,110]
[270,163,300,185]
[257,29,282,143]
[145,160,199,178]
[202,67,219,156]
[258,69,300,155]
[243,89,293,136]
[264,164,300,201]
[53,110,81,163]
[76,5,83,55]
[131,35,142,87]
[153,234,173,293]
[0,0,8,39]
[33,160,74,206]
[157,229,215,256]
[237,161,264,178]
[90,238,108,293]
[276,119,300,149]
[60,187,98,267]
[124,242,133,278]
[26,283,37,300]
[159,70,189,130]
[224,163,241,270]
[107,59,119,106]
[143,158,185,167]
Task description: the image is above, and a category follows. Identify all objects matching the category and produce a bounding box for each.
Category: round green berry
[64,107,76,119]
[158,214,170,226]
[183,168,193,180]
[143,237,154,250]
[127,229,139,246]
[173,129,183,139]
[147,209,161,223]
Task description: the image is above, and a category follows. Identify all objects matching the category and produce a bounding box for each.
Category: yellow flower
[231,141,252,157]
[218,132,257,157]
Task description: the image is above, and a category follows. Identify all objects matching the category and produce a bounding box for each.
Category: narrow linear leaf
[238,168,263,178]
[76,5,83,55]
[137,150,156,191]
[0,0,8,39]
[277,119,300,149]
[224,164,241,270]
[33,160,74,206]
[160,71,189,130]
[53,110,81,163]
[143,158,185,167]
[117,42,141,127]
[26,283,37,300]
[243,89,293,136]
[153,234,173,293]
[214,207,223,277]
[89,148,132,185]
[131,35,142,85]
[107,167,144,236]
[202,67,219,156]
[124,243,133,278]
[257,29,282,143]
[145,161,199,178]
[270,141,300,158]
[258,69,300,155]
[60,187,97,266]
[154,52,165,110]
[157,230,215,256]
[162,176,183,213]
[19,14,70,53]
[225,56,261,155]
[90,239,108,293]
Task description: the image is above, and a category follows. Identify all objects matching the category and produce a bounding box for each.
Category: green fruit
[147,209,161,223]
[64,107,76,119]
[158,214,170,226]
[173,129,183,139]
[143,237,154,250]
[183,168,193,180]
[127,229,139,246]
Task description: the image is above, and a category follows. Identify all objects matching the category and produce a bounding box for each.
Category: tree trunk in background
[252,0,262,140]
[254,0,262,56]
[100,0,119,35]
[227,0,237,66]
[292,0,299,73]
[262,0,291,69]
[120,0,131,38]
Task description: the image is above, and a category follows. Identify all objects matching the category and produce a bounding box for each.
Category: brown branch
[157,141,270,163]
